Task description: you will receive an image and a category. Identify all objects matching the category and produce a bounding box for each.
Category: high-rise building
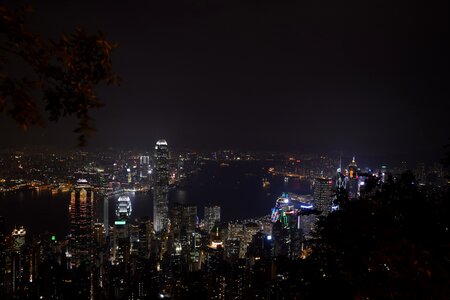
[313,177,333,216]
[116,195,132,219]
[269,194,306,259]
[347,157,359,199]
[103,196,109,237]
[7,227,29,298]
[335,156,347,190]
[153,139,170,232]
[243,222,260,257]
[227,221,245,258]
[170,202,198,269]
[93,223,105,247]
[112,219,130,265]
[183,205,198,234]
[112,195,133,265]
[11,227,26,253]
[137,217,152,259]
[204,205,221,233]
[348,156,357,179]
[139,155,150,178]
[69,179,94,268]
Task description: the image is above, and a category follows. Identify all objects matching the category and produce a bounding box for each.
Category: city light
[0,0,445,297]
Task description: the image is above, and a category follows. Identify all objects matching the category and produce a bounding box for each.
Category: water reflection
[0,162,312,237]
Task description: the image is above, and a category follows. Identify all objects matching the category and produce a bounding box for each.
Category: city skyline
[0,1,448,298]
[0,138,448,299]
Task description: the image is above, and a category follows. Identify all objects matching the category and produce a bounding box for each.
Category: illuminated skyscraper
[69,179,94,268]
[11,227,26,253]
[348,156,357,179]
[313,177,333,216]
[204,205,221,233]
[139,155,150,178]
[116,195,132,219]
[103,196,109,237]
[171,203,198,238]
[347,157,359,199]
[137,217,152,259]
[269,194,308,259]
[335,155,347,190]
[112,219,129,265]
[153,139,170,232]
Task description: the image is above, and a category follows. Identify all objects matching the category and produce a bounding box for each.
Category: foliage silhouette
[303,172,450,299]
[0,4,120,146]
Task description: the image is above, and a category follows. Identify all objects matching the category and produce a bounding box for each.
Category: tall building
[347,157,359,199]
[204,205,221,233]
[153,139,170,232]
[112,219,130,265]
[11,227,26,252]
[69,179,94,268]
[116,195,132,219]
[103,196,109,237]
[335,156,347,190]
[137,217,152,259]
[348,156,357,179]
[170,202,198,269]
[313,177,333,216]
[269,194,308,259]
[6,227,29,299]
[139,155,150,178]
[93,223,105,247]
[112,195,133,265]
[227,221,245,258]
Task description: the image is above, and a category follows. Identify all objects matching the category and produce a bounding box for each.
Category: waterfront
[0,161,311,237]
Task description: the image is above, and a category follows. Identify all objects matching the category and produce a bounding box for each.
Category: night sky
[1,0,449,162]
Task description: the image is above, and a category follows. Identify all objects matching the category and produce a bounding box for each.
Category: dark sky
[1,0,449,161]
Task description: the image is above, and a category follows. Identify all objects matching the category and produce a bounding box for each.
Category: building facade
[313,177,333,216]
[153,139,170,232]
[69,179,94,268]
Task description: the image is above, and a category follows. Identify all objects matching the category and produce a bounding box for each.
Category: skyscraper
[347,157,359,199]
[153,139,170,232]
[11,227,26,253]
[111,196,133,266]
[139,155,150,178]
[348,156,357,179]
[116,195,132,219]
[69,179,94,268]
[313,177,333,216]
[204,205,221,233]
[103,196,109,237]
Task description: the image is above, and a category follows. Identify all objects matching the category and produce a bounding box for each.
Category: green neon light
[115,220,126,225]
[51,235,56,241]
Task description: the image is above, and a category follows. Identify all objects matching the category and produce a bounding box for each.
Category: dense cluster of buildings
[0,143,447,299]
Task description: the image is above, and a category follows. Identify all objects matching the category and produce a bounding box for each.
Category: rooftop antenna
[337,151,343,173]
